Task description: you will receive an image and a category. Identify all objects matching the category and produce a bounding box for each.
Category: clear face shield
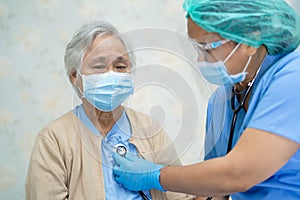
[74,34,135,112]
[72,29,216,167]
[187,32,261,156]
[187,34,237,96]
[79,34,134,75]
[186,35,242,156]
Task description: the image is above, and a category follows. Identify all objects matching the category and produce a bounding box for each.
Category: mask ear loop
[230,56,252,82]
[223,42,252,76]
[223,43,241,63]
[73,70,84,98]
[242,55,252,74]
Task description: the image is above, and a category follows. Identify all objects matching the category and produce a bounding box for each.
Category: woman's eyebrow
[115,56,129,63]
[91,56,107,63]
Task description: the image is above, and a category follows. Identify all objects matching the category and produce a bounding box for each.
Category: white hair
[64,20,135,77]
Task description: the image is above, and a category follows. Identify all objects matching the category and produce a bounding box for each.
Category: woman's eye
[193,44,210,54]
[115,63,127,69]
[205,49,212,53]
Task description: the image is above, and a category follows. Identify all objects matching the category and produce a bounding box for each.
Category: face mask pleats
[80,71,134,111]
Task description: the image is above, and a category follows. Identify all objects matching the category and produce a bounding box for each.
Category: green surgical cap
[183,0,300,55]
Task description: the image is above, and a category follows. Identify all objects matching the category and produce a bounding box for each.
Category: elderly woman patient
[25,20,195,200]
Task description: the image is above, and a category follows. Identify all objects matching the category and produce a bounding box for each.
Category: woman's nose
[104,65,114,73]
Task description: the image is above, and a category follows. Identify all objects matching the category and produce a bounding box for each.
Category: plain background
[0,0,299,199]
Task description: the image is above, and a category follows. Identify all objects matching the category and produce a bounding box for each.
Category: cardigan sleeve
[25,128,68,200]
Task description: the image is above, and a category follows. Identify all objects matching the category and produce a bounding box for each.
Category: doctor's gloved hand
[113,153,166,192]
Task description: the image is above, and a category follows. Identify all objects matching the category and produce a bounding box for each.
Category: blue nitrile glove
[113,152,166,192]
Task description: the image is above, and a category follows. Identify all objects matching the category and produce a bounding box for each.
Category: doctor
[113,0,300,199]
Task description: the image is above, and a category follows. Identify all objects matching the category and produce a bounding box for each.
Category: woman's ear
[69,70,84,98]
[240,44,258,56]
[69,70,78,85]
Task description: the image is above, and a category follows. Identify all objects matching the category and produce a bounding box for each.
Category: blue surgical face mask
[197,43,252,86]
[78,71,134,111]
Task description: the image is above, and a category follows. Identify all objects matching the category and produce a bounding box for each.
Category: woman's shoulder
[272,50,300,72]
[259,50,300,86]
[38,110,79,139]
[124,107,152,124]
[124,107,165,137]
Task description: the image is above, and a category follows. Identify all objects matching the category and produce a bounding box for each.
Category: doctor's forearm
[159,128,300,196]
[159,156,248,197]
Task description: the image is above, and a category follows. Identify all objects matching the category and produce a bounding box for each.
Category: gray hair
[64,20,135,76]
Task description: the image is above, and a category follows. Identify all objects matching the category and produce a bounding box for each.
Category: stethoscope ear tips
[114,143,127,157]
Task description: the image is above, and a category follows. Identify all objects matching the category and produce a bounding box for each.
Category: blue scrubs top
[73,105,152,200]
[204,51,300,199]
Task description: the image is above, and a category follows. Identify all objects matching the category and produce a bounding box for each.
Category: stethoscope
[206,63,263,200]
[114,144,150,200]
[227,84,253,153]
[227,65,262,153]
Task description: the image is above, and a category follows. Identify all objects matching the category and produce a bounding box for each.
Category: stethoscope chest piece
[113,143,149,200]
[114,143,127,157]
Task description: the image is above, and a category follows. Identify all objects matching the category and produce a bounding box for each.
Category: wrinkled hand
[113,153,166,192]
